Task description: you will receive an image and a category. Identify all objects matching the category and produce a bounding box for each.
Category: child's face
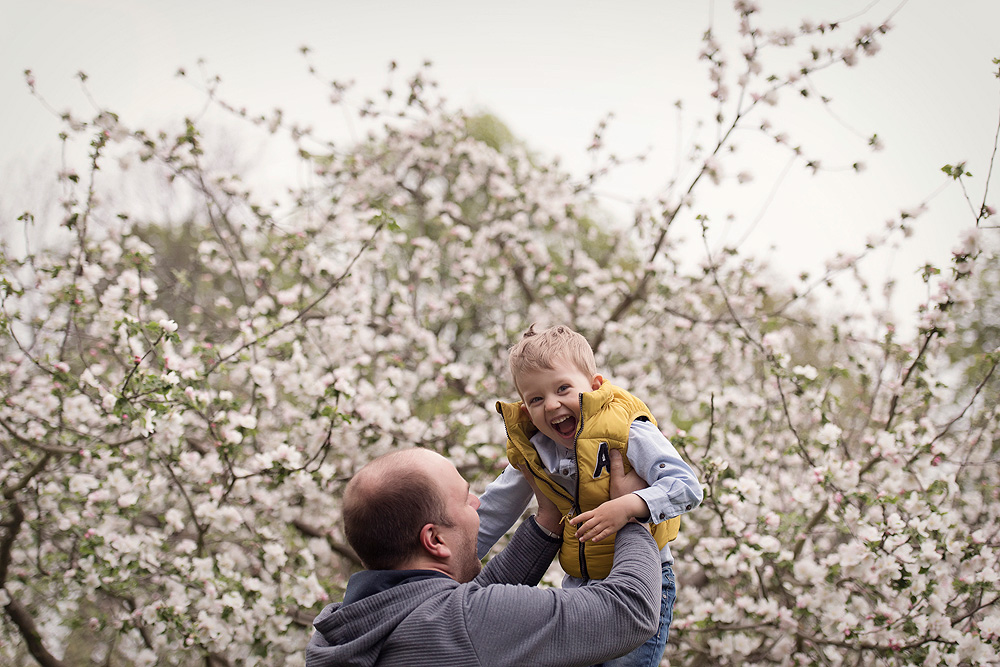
[515,356,603,449]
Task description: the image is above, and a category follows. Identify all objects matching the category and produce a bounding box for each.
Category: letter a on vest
[592,442,611,478]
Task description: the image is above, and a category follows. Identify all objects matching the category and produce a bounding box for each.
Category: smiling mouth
[551,414,578,439]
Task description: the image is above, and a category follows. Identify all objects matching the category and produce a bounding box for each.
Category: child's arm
[571,420,703,542]
[569,449,649,542]
[476,464,534,559]
[623,419,703,525]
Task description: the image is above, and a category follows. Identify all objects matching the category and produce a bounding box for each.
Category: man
[306,447,662,667]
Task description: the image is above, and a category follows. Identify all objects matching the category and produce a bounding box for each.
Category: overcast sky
[2,0,998,327]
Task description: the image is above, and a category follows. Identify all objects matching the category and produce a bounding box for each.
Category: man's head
[342,448,482,582]
[509,324,603,449]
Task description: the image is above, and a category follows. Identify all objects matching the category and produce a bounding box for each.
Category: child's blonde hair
[508,324,598,392]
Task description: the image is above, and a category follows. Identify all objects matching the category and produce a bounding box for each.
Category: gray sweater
[305,519,660,667]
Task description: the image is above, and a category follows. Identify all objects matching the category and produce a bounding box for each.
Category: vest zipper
[501,402,587,578]
[574,392,588,580]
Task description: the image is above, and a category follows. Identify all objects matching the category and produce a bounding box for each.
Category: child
[477,324,703,667]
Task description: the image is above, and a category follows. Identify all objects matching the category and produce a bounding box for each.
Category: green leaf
[941,163,972,179]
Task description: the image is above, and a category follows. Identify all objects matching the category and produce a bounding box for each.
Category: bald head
[343,448,452,570]
[347,449,444,498]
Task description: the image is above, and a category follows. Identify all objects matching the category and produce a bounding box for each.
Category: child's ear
[519,404,529,415]
[591,374,604,390]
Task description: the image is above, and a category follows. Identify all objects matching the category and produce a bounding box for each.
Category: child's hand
[570,450,651,542]
[569,494,649,542]
[516,464,562,536]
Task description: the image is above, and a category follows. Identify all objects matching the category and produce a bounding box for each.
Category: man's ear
[591,374,604,391]
[419,523,452,560]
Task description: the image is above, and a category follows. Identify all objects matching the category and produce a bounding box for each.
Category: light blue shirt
[476,419,703,582]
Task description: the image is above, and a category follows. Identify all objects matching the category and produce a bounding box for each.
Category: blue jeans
[594,561,676,667]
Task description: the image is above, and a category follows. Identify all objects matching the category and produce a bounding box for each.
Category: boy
[477,324,703,667]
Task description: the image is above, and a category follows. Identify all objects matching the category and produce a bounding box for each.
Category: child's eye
[558,384,570,393]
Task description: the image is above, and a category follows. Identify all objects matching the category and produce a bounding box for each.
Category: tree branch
[4,597,69,667]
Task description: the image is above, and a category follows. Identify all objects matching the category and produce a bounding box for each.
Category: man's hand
[608,449,646,500]
[569,449,651,542]
[516,464,562,536]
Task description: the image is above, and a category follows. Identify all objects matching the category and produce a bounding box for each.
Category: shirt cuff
[631,492,652,522]
[531,516,562,540]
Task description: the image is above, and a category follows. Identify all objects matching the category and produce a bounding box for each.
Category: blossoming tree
[2,2,998,665]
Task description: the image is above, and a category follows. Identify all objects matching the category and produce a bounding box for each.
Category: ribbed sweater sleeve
[464,523,661,667]
[475,516,561,588]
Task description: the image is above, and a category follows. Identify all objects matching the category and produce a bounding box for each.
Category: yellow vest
[497,382,679,579]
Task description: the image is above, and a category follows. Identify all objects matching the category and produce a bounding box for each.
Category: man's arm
[476,464,534,559]
[474,516,561,587]
[476,464,563,586]
[465,524,661,667]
